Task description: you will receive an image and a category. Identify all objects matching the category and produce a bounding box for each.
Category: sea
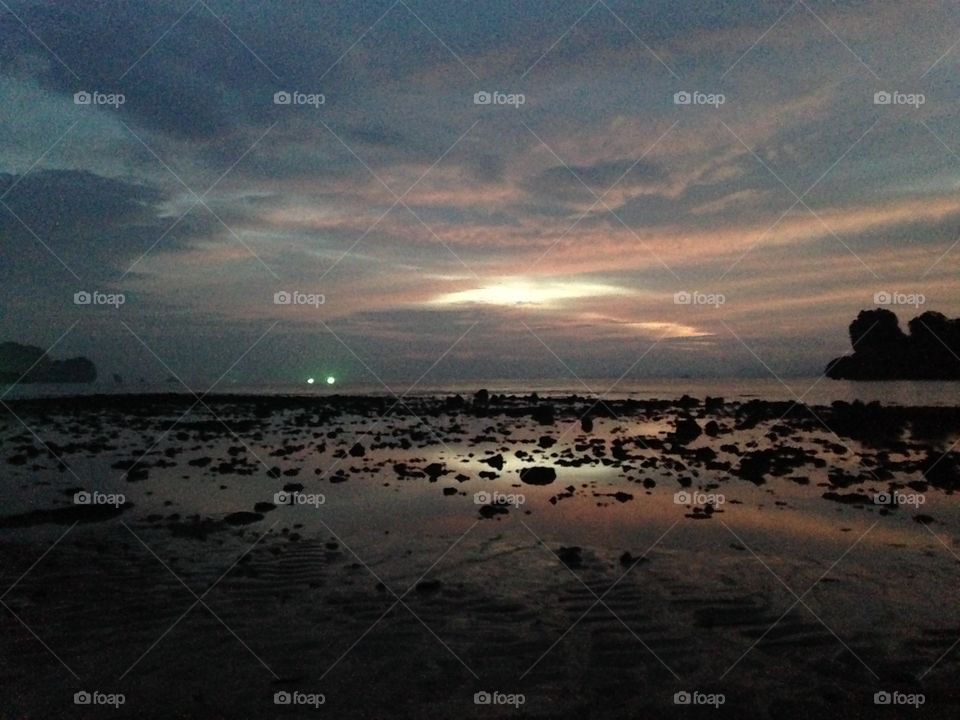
[3,377,959,406]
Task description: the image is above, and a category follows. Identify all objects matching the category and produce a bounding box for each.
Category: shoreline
[2,389,958,718]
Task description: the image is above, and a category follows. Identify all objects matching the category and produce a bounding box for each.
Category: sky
[2,0,959,388]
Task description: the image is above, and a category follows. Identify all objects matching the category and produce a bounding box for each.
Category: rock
[532,405,555,426]
[557,546,582,567]
[223,511,263,526]
[442,487,457,496]
[580,416,594,433]
[349,443,366,457]
[478,503,509,518]
[922,451,959,489]
[704,420,720,437]
[825,309,960,380]
[619,551,647,567]
[254,502,276,513]
[821,491,871,505]
[474,389,489,407]
[673,417,702,445]
[424,463,445,480]
[481,454,505,470]
[0,342,96,383]
[520,466,556,485]
[415,579,442,594]
[125,467,149,482]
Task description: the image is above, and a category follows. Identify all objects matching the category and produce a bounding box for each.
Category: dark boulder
[520,466,556,485]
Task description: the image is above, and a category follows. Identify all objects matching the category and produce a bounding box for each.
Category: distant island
[826,309,960,380]
[0,342,97,384]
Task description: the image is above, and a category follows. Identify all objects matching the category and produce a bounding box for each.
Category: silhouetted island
[0,341,97,384]
[826,309,960,380]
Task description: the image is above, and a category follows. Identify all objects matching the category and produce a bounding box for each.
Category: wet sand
[1,393,959,718]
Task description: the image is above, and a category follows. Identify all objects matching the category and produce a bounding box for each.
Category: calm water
[3,377,960,406]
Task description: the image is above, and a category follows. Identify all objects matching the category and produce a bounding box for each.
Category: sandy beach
[1,393,958,718]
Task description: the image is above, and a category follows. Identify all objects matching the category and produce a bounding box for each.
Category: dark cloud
[0,169,213,279]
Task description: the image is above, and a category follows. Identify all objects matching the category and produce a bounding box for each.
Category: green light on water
[326,376,336,385]
[307,377,315,384]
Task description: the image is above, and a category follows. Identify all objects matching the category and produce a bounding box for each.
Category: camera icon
[474,691,492,705]
[274,690,292,705]
[74,290,92,305]
[874,691,891,705]
[474,491,491,505]
[74,91,92,105]
[673,291,692,305]
[873,91,891,105]
[674,91,691,105]
[474,91,492,105]
[673,491,690,505]
[74,491,92,505]
[274,491,292,505]
[74,691,92,705]
[274,290,292,305]
[874,492,891,505]
[674,691,691,705]
[274,91,292,105]
[874,290,891,305]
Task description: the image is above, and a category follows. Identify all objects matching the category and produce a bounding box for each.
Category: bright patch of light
[326,376,336,385]
[307,377,315,384]
[431,279,627,307]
